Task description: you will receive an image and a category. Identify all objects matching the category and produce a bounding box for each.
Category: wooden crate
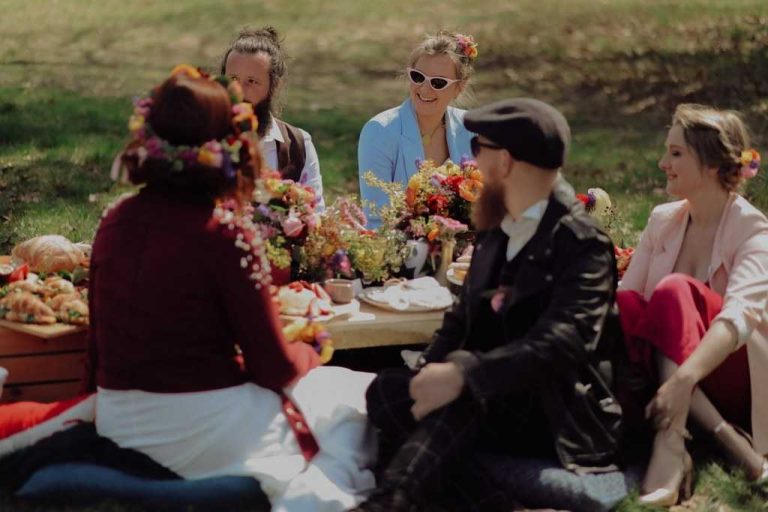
[0,327,88,403]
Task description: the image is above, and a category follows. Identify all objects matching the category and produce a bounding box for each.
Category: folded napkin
[367,280,452,311]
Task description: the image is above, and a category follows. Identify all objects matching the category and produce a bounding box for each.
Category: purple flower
[221,153,236,181]
[145,137,165,159]
[331,249,353,276]
[179,149,198,166]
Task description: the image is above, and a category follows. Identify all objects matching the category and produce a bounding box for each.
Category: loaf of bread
[12,235,86,273]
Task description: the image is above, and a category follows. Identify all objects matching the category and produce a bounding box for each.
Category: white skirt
[96,366,377,512]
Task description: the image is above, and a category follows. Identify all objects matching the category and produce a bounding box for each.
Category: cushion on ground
[0,394,94,457]
[476,454,642,512]
[16,463,270,512]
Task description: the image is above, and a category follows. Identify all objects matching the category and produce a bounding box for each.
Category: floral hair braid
[125,64,259,183]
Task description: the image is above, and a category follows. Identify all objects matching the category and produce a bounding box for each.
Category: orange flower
[170,64,201,79]
[458,179,483,202]
[405,186,417,208]
[427,227,440,242]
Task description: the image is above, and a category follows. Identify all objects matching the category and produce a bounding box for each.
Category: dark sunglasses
[470,136,504,157]
[406,68,461,91]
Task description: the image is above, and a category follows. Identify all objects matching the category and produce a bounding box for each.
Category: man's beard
[253,96,273,138]
[471,180,507,231]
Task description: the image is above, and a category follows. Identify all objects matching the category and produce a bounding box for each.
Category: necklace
[421,120,445,146]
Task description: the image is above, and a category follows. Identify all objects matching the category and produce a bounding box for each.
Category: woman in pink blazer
[618,104,768,506]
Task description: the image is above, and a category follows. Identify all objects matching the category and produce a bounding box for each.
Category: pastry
[0,290,57,324]
[53,297,89,326]
[42,276,76,298]
[6,280,44,295]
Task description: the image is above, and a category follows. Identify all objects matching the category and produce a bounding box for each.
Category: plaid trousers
[366,367,555,512]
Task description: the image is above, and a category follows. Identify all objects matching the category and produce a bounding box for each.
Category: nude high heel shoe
[713,421,768,482]
[639,426,694,507]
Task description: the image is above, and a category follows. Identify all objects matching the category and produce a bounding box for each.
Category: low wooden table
[326,302,443,350]
[0,322,88,403]
[0,303,444,403]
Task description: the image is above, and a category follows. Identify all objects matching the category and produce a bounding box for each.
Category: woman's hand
[646,371,696,430]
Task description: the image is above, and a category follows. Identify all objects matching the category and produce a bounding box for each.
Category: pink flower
[282,215,305,238]
[305,212,321,231]
[429,172,447,188]
[145,137,165,159]
[490,290,506,312]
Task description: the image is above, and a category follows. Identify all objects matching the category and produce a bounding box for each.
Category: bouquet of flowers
[577,188,634,278]
[299,197,407,283]
[253,170,322,280]
[365,157,482,271]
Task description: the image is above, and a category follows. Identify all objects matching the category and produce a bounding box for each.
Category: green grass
[1,0,767,510]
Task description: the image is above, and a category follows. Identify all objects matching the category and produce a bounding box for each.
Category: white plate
[280,311,335,323]
[359,286,452,312]
[446,268,465,287]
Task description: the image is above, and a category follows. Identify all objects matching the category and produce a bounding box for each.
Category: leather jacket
[421,179,624,472]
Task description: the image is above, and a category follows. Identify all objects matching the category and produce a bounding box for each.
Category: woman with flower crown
[358,31,477,227]
[85,66,376,511]
[617,104,768,506]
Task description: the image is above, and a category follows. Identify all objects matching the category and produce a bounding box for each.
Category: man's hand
[409,362,465,420]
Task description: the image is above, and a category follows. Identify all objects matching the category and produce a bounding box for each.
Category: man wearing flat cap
[354,99,624,511]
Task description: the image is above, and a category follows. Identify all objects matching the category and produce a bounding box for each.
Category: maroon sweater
[83,187,318,394]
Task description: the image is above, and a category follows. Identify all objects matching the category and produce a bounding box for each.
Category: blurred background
[0,0,766,252]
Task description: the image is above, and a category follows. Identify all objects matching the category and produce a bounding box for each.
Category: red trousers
[617,273,751,430]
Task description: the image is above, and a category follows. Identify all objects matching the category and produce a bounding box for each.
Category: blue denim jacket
[358,98,474,227]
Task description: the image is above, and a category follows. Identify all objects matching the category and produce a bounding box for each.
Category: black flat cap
[464,98,571,170]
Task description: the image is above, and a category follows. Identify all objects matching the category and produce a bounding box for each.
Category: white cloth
[96,367,376,511]
[262,117,325,211]
[499,200,548,261]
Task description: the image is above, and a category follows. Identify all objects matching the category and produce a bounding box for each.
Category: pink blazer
[621,193,768,454]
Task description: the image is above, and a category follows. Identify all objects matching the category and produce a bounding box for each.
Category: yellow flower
[197,142,223,168]
[320,345,334,364]
[128,114,145,132]
[282,319,308,341]
[170,64,201,79]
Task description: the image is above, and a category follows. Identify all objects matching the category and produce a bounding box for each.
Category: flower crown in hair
[454,33,478,60]
[740,149,760,179]
[125,64,259,182]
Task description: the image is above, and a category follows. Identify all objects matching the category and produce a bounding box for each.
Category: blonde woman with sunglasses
[358,31,478,227]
